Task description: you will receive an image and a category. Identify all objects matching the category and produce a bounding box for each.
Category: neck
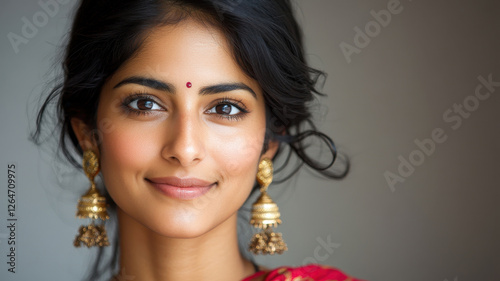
[115,207,255,281]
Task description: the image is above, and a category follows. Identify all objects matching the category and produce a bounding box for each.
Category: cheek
[211,126,266,187]
[101,127,155,170]
[97,119,163,200]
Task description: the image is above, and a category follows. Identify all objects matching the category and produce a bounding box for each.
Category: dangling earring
[73,150,110,248]
[249,158,287,255]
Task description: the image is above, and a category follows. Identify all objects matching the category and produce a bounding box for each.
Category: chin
[155,226,211,239]
[154,217,223,239]
[124,205,221,239]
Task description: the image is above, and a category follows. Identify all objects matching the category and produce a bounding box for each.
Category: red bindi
[186,82,192,88]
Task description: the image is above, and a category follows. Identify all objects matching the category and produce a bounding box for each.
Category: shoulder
[243,264,365,281]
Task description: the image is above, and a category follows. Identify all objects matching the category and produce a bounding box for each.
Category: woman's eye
[128,98,162,111]
[207,103,241,115]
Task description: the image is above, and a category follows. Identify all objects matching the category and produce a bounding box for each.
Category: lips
[147,177,216,200]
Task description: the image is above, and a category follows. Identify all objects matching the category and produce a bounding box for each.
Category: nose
[161,109,205,167]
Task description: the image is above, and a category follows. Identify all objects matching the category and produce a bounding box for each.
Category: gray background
[1,0,499,280]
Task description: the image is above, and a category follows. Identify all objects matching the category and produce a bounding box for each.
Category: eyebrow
[200,83,256,99]
[113,76,174,92]
[113,76,256,99]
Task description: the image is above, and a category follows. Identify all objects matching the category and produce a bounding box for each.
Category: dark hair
[32,0,349,279]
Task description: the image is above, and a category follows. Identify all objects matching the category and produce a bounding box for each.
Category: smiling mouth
[146,177,216,200]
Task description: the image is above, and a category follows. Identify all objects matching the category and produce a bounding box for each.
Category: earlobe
[70,118,96,152]
[261,139,280,160]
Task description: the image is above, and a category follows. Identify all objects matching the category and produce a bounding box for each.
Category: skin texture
[71,18,277,281]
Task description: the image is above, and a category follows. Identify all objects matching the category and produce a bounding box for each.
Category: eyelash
[121,93,163,116]
[209,97,249,121]
[120,94,250,120]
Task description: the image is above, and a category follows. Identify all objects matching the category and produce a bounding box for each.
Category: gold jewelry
[249,158,287,255]
[73,150,110,248]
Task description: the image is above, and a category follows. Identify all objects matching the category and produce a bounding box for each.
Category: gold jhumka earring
[73,150,110,248]
[249,158,287,255]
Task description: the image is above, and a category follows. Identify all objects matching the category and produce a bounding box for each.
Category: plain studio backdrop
[0,0,499,280]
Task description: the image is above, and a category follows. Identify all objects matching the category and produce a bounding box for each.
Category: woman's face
[92,19,276,238]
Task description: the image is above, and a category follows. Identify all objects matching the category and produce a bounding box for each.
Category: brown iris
[215,104,232,115]
[137,99,154,110]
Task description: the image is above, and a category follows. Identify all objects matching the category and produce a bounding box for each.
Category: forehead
[142,19,229,63]
[111,18,254,87]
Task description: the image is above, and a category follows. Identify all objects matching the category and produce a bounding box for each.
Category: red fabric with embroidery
[241,264,365,281]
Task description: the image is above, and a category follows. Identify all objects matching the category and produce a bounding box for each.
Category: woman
[33,0,362,280]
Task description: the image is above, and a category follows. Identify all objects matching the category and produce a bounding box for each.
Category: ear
[261,139,280,160]
[70,118,97,152]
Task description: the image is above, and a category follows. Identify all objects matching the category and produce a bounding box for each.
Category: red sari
[241,264,365,281]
